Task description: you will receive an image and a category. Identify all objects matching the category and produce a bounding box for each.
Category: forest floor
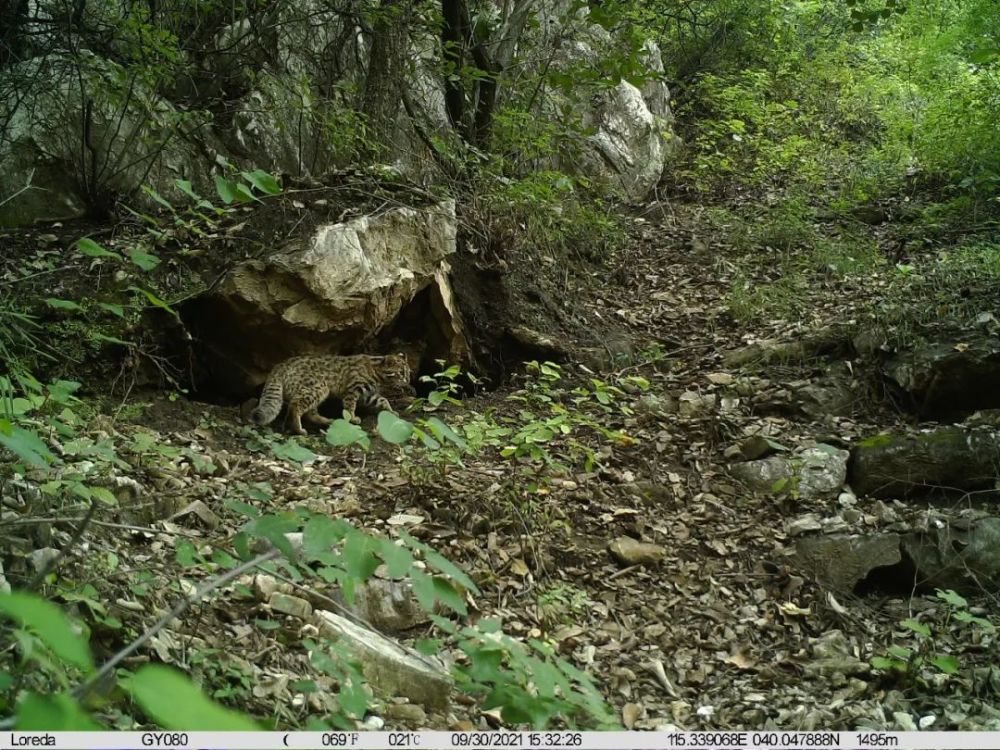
[4,197,998,732]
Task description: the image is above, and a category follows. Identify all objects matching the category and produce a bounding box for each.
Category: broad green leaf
[901,618,931,638]
[0,592,94,671]
[431,576,466,614]
[342,531,379,582]
[325,419,370,450]
[88,486,118,506]
[174,179,202,202]
[379,538,414,578]
[214,175,238,205]
[377,411,414,444]
[76,238,121,260]
[929,654,960,674]
[129,247,161,271]
[935,588,967,608]
[97,302,124,317]
[15,693,102,730]
[303,516,349,557]
[871,656,903,671]
[271,439,317,465]
[234,183,256,203]
[423,548,478,593]
[245,515,298,559]
[45,298,82,311]
[888,644,912,660]
[128,665,259,729]
[242,169,282,195]
[425,416,467,449]
[141,185,175,210]
[128,286,178,317]
[0,421,55,466]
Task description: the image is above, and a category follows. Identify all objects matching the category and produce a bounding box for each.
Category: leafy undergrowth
[2,200,998,730]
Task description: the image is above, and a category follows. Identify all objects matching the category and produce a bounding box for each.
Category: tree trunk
[361,0,408,156]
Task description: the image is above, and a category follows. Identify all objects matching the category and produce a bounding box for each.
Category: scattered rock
[29,547,60,573]
[169,499,221,529]
[314,610,451,710]
[678,391,716,415]
[269,592,313,619]
[881,333,1000,419]
[794,534,902,591]
[902,517,1000,593]
[383,702,427,727]
[804,630,869,678]
[609,537,666,566]
[739,435,788,461]
[253,574,286,600]
[730,444,849,499]
[849,426,1000,498]
[332,579,431,633]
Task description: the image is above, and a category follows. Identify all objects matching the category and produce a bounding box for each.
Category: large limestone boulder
[183,200,467,395]
[547,25,675,200]
[849,426,1000,499]
[877,333,1000,420]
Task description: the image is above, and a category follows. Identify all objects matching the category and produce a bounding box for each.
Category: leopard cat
[250,353,412,435]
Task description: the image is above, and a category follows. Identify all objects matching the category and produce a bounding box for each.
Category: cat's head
[383,352,412,384]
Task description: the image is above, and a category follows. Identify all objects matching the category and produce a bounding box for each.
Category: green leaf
[935,588,967,609]
[270,439,317,465]
[15,693,102,730]
[379,539,415,578]
[423,548,478,593]
[88,486,118,506]
[425,416,467,449]
[97,302,124,317]
[175,179,203,202]
[303,516,348,557]
[929,654,960,674]
[141,185,175,210]
[342,531,379,582]
[128,665,259,729]
[234,183,256,203]
[888,644,912,660]
[245,515,298,559]
[901,618,931,638]
[214,175,238,204]
[45,298,82,311]
[129,247,161,271]
[76,238,121,260]
[0,592,94,671]
[0,421,55,466]
[377,411,414,444]
[242,169,282,195]
[325,419,370,450]
[870,656,902,671]
[128,286,178,317]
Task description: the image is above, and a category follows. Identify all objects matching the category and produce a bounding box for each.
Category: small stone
[841,508,861,524]
[254,574,285,600]
[269,592,313,619]
[918,715,936,729]
[787,515,823,537]
[893,712,917,732]
[384,702,427,726]
[29,548,60,573]
[609,537,666,566]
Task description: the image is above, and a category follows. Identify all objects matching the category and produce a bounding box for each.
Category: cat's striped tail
[250,378,284,425]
